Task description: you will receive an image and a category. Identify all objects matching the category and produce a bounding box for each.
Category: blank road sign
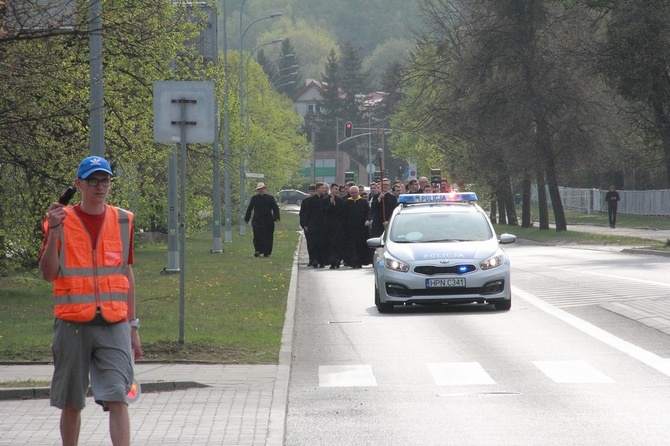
[153,81,216,144]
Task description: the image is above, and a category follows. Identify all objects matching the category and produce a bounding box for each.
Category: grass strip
[0,212,301,363]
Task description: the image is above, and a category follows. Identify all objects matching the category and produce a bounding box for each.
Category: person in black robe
[244,182,280,257]
[301,182,327,267]
[321,183,345,268]
[299,184,318,266]
[343,186,372,268]
[370,178,398,237]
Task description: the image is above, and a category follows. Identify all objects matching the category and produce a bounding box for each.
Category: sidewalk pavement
[1,225,669,444]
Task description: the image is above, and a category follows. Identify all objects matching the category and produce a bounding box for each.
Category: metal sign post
[153,81,215,344]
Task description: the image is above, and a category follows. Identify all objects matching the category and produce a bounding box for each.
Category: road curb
[621,248,670,257]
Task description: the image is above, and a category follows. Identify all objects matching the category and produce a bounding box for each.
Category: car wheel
[375,285,393,313]
[494,297,512,311]
[296,199,302,206]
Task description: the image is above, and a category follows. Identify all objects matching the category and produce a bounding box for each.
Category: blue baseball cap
[76,156,113,179]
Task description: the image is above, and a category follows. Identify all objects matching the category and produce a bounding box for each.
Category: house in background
[292,79,369,184]
[292,79,326,118]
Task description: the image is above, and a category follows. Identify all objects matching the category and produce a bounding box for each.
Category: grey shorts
[50,318,133,411]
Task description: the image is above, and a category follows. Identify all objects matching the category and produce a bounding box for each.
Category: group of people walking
[243,175,456,265]
[299,178,400,269]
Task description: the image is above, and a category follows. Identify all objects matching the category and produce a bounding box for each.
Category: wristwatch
[129,318,141,329]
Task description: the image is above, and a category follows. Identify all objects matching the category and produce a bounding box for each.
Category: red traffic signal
[344,121,353,138]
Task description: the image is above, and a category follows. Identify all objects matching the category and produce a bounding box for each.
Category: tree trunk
[490,199,497,225]
[522,175,532,228]
[505,195,518,226]
[536,169,549,230]
[0,174,5,276]
[497,196,507,225]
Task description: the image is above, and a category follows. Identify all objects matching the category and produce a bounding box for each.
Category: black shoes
[254,252,260,257]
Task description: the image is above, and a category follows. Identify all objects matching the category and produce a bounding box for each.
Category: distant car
[276,189,308,206]
[367,192,516,313]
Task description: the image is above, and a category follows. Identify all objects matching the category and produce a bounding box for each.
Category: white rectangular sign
[153,81,216,143]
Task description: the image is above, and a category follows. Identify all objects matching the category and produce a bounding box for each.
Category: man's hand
[131,329,142,361]
[46,203,67,228]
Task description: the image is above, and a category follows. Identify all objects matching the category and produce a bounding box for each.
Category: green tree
[595,0,670,185]
[273,38,301,97]
[401,0,603,230]
[0,1,196,268]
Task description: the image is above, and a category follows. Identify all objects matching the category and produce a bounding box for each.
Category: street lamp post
[273,80,296,91]
[263,53,294,76]
[240,38,282,216]
[89,0,104,156]
[269,64,299,84]
[238,10,282,235]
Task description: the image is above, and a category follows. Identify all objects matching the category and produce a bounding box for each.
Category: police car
[366,193,516,313]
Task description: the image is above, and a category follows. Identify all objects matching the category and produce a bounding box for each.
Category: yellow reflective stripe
[53,293,96,305]
[117,208,131,268]
[54,292,128,306]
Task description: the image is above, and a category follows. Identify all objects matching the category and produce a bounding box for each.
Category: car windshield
[390,211,492,243]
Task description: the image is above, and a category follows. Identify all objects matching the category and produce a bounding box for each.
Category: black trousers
[608,206,617,227]
[252,219,275,255]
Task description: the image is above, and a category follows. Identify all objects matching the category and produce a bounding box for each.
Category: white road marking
[513,285,670,377]
[427,362,496,386]
[532,360,614,383]
[318,365,378,387]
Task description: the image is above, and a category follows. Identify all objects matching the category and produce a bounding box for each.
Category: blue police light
[457,265,469,274]
[398,192,478,204]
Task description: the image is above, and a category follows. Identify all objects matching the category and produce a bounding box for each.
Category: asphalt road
[285,242,670,445]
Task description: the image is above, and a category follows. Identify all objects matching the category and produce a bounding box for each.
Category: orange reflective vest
[45,205,133,323]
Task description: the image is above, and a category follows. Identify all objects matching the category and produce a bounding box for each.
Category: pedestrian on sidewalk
[605,185,621,228]
[39,155,142,446]
[245,182,280,257]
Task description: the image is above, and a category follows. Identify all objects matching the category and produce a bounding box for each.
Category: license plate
[426,278,466,288]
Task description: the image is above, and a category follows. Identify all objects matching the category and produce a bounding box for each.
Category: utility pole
[89,0,104,156]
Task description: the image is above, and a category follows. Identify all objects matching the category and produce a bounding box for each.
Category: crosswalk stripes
[318,360,615,387]
[532,360,614,383]
[318,365,378,387]
[427,362,496,386]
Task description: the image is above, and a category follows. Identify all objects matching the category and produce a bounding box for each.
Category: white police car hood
[387,239,500,262]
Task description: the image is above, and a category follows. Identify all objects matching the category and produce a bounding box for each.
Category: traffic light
[344,121,353,138]
[430,168,441,184]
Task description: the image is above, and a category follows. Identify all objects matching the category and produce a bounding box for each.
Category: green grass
[560,209,670,230]
[0,212,301,364]
[0,379,51,388]
[493,208,670,249]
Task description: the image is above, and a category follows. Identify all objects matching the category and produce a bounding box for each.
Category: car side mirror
[367,237,383,248]
[498,233,516,244]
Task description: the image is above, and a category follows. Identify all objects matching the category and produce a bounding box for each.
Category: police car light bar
[398,192,478,204]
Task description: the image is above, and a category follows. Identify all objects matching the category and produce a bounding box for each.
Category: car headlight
[383,252,410,272]
[480,254,504,270]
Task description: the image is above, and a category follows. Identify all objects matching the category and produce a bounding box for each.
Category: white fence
[531,186,670,216]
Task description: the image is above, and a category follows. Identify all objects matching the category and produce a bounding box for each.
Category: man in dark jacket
[244,182,280,257]
[605,185,621,228]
